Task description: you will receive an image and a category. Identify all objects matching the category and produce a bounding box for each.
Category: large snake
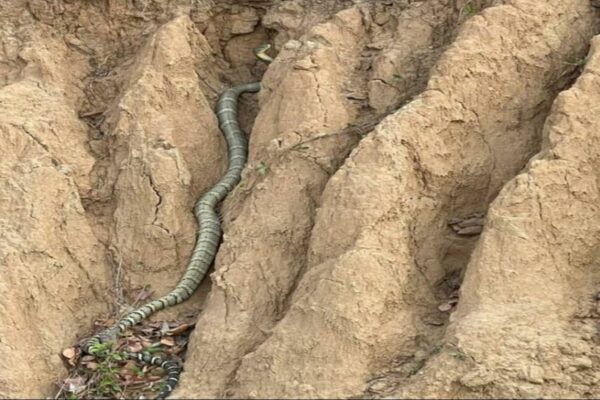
[79,44,272,399]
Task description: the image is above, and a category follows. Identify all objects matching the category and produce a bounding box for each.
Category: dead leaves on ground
[57,318,194,400]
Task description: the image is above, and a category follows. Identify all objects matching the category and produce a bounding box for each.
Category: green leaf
[145,344,163,354]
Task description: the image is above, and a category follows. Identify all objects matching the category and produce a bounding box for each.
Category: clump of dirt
[1,0,600,399]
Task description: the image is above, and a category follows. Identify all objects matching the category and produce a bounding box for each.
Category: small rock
[519,365,544,384]
[460,367,493,388]
[284,40,302,50]
[366,41,387,50]
[368,378,390,392]
[230,8,259,34]
[438,300,458,312]
[448,212,486,236]
[455,225,483,235]
[64,34,94,55]
[571,356,593,369]
[304,40,318,50]
[63,376,86,394]
[294,58,317,70]
[517,384,543,398]
[346,91,367,100]
[373,12,390,25]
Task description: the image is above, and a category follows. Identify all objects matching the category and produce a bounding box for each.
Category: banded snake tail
[78,44,273,399]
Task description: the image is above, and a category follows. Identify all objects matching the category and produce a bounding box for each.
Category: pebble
[284,40,302,50]
[571,356,593,369]
[519,365,544,384]
[374,12,390,25]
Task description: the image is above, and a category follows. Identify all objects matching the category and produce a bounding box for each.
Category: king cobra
[78,44,273,399]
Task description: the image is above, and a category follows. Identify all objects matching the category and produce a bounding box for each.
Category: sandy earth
[1,0,600,398]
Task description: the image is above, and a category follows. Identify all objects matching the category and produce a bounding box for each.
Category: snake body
[79,45,272,399]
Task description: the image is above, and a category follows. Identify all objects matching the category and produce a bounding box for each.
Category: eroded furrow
[211,1,599,398]
[0,12,110,398]
[395,33,600,399]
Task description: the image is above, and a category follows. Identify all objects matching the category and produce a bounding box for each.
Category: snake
[78,43,273,399]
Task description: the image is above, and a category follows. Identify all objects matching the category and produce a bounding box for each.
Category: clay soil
[2,0,600,398]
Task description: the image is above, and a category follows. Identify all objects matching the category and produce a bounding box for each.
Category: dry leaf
[167,323,191,336]
[84,361,98,370]
[160,337,175,347]
[127,341,143,352]
[62,347,76,359]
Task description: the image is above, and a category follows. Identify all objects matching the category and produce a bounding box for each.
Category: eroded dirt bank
[0,0,599,398]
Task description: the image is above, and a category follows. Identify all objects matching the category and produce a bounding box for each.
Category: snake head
[79,325,119,354]
[254,43,273,64]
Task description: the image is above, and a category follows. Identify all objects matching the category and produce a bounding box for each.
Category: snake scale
[79,44,272,399]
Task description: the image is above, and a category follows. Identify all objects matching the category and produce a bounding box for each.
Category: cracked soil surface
[1,0,600,398]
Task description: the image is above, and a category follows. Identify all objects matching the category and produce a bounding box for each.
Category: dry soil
[1,0,600,398]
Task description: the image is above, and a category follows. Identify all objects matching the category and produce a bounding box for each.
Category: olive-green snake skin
[78,44,272,399]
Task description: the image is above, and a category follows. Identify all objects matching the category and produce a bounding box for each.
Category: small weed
[88,341,114,358]
[131,365,145,378]
[95,374,121,397]
[451,350,467,361]
[408,359,426,376]
[430,343,443,355]
[392,73,403,82]
[152,382,166,392]
[86,343,125,397]
[255,161,268,176]
[461,2,475,18]
[66,392,78,400]
[573,57,588,67]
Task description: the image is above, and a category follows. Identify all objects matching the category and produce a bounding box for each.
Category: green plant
[145,343,163,354]
[95,374,121,397]
[88,341,114,358]
[430,343,443,355]
[152,382,166,392]
[255,161,268,176]
[408,359,426,376]
[573,57,588,67]
[88,343,125,397]
[66,392,78,400]
[131,365,145,378]
[462,3,475,17]
[451,349,467,361]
